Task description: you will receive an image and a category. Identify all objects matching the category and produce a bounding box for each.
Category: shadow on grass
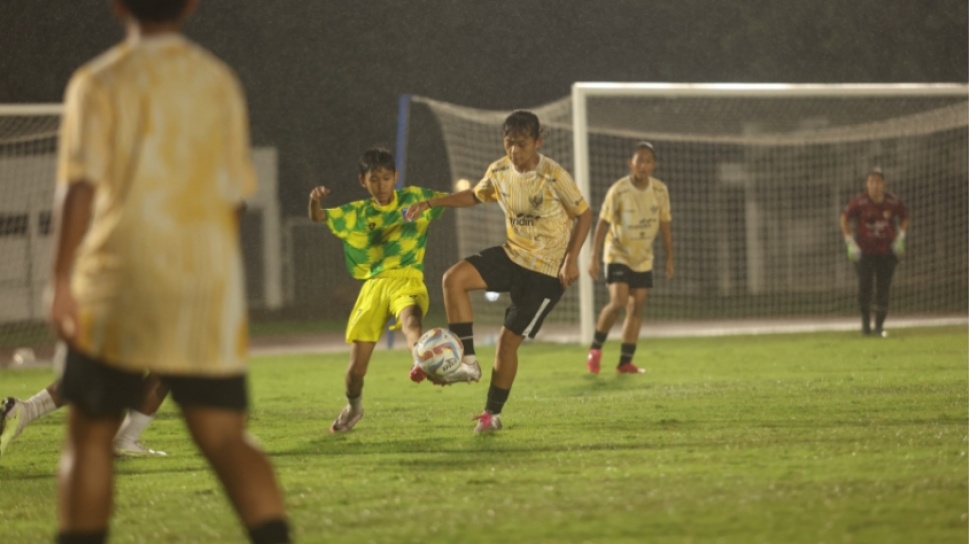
[559,374,655,396]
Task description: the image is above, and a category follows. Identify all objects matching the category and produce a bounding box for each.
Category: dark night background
[1,0,966,320]
[4,1,967,207]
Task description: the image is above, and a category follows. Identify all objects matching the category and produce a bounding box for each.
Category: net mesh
[0,110,60,358]
[412,88,968,340]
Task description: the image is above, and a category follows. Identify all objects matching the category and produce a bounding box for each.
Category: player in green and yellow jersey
[405,111,592,433]
[309,147,476,433]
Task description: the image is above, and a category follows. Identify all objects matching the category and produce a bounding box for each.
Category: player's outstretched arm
[308,186,331,223]
[404,189,480,221]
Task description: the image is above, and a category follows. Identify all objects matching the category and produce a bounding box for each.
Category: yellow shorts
[346,276,429,343]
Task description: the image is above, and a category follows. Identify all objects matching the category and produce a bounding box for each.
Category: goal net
[409,84,968,342]
[0,105,60,362]
[0,105,285,366]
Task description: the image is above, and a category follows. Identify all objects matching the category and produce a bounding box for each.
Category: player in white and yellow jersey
[585,142,674,375]
[48,2,289,543]
[405,110,592,433]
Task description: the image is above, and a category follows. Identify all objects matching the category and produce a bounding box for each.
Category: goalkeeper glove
[892,230,906,256]
[844,235,862,262]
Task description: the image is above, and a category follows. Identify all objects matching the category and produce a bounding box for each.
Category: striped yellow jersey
[474,155,589,277]
[600,176,672,272]
[58,34,255,376]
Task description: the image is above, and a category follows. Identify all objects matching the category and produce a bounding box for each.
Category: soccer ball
[413,327,464,379]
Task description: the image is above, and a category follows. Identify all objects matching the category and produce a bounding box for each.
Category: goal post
[570,82,970,342]
[411,83,968,343]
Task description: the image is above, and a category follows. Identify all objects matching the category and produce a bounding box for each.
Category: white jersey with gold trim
[474,155,589,277]
[600,176,672,272]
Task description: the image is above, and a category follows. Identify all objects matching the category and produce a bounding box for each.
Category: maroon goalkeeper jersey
[842,191,908,255]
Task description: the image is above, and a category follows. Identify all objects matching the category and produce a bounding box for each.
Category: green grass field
[0,326,966,543]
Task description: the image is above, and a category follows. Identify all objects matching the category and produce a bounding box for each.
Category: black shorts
[465,246,564,338]
[61,347,144,418]
[606,263,653,289]
[60,346,249,417]
[163,374,249,412]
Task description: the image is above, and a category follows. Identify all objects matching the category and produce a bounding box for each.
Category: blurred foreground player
[49,1,290,542]
[1,372,168,458]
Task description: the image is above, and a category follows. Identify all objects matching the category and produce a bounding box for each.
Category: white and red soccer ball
[412,327,464,379]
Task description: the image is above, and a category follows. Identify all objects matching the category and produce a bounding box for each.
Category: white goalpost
[411,83,968,343]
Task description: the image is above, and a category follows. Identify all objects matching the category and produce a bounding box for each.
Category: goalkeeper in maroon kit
[839,168,910,337]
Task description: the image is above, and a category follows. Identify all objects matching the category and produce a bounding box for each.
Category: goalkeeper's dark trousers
[855,253,898,332]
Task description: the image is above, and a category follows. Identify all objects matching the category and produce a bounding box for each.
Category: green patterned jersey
[325,186,447,280]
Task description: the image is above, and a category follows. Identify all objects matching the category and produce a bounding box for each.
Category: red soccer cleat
[586,349,602,374]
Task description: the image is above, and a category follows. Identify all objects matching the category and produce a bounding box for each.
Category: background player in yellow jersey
[48,1,290,542]
[308,147,478,434]
[585,141,674,374]
[405,110,592,433]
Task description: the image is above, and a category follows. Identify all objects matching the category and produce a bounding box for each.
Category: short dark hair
[502,110,541,139]
[634,141,657,158]
[358,147,396,176]
[120,0,191,23]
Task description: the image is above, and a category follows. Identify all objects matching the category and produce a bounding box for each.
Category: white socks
[115,410,154,444]
[22,389,57,426]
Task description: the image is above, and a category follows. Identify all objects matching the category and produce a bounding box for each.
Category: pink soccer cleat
[586,349,602,374]
[473,411,503,434]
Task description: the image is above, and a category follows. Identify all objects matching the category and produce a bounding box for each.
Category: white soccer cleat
[114,440,167,458]
[443,356,482,385]
[0,397,26,457]
[329,405,364,433]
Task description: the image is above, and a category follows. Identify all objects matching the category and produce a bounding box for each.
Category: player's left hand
[665,259,674,280]
[404,201,428,222]
[892,231,906,256]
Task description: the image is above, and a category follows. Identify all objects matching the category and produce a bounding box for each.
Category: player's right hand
[309,186,331,202]
[49,278,78,343]
[844,235,862,262]
[587,259,600,280]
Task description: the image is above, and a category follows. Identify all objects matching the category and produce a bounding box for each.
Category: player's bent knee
[442,261,483,292]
